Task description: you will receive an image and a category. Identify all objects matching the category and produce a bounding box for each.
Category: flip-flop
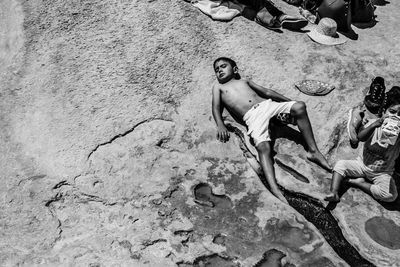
[294,79,335,96]
[255,8,282,30]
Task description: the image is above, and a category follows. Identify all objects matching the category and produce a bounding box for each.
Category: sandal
[255,7,282,30]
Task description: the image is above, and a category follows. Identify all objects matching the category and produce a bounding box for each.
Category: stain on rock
[194,183,232,209]
[204,157,248,195]
[178,254,238,267]
[254,248,288,267]
[264,218,313,253]
[213,233,227,245]
[365,216,400,249]
[193,254,238,267]
[304,256,337,267]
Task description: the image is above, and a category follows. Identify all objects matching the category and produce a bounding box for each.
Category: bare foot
[271,189,289,204]
[307,151,332,172]
[324,192,340,202]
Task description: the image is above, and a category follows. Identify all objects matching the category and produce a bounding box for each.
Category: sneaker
[347,108,363,149]
[279,14,308,30]
[364,76,386,115]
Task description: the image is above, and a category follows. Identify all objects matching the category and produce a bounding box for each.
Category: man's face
[214,60,236,83]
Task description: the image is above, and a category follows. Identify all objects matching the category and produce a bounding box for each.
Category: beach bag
[351,0,374,23]
[317,0,351,31]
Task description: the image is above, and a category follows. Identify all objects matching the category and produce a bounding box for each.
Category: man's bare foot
[324,192,340,202]
[307,151,332,172]
[271,189,289,204]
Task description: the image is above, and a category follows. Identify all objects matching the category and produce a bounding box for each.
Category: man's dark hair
[213,57,240,79]
[213,57,237,69]
[385,86,400,109]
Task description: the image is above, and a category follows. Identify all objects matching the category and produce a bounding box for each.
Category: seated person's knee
[333,160,348,175]
[371,184,398,202]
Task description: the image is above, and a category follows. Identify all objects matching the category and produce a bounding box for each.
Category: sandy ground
[1,0,400,266]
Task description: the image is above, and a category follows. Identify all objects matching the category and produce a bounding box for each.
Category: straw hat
[307,17,346,45]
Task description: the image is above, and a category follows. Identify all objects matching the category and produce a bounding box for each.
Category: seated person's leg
[262,0,308,30]
[325,159,366,202]
[239,0,307,30]
[368,174,398,202]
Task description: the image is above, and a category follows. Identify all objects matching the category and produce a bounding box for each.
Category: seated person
[238,0,308,30]
[347,76,386,148]
[212,57,331,203]
[325,86,400,203]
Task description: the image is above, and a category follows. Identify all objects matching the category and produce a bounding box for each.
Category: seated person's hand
[374,115,388,127]
[217,125,230,143]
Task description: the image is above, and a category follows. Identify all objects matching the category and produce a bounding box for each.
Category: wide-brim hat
[307,17,346,45]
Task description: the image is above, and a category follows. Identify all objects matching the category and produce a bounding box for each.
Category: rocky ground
[1,0,400,266]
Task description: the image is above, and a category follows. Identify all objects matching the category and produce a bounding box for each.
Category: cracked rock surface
[0,0,399,266]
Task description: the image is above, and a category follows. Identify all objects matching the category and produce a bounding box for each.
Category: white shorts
[334,159,398,202]
[243,99,296,146]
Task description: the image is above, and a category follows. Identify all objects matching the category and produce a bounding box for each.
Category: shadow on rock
[339,27,359,40]
[352,19,378,29]
[373,0,390,6]
[270,120,307,150]
[377,173,400,212]
[365,216,400,250]
[254,249,291,267]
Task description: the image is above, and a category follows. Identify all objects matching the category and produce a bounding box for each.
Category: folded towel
[192,0,246,21]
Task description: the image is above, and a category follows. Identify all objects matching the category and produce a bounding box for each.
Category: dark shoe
[370,76,385,91]
[256,8,282,30]
[364,76,386,115]
[279,14,308,30]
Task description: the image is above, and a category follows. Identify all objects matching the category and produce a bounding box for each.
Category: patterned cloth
[192,0,246,21]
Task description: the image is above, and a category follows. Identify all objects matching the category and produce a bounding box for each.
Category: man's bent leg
[290,101,332,171]
[256,141,288,204]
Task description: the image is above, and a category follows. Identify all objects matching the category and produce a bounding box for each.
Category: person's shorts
[334,158,398,202]
[243,99,296,146]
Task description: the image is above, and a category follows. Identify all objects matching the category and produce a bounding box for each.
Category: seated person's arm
[357,117,385,141]
[248,80,291,102]
[212,84,230,142]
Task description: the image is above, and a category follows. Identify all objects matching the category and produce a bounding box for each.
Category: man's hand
[217,125,230,143]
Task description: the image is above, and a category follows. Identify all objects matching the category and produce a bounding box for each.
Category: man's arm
[212,84,230,142]
[248,80,291,102]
